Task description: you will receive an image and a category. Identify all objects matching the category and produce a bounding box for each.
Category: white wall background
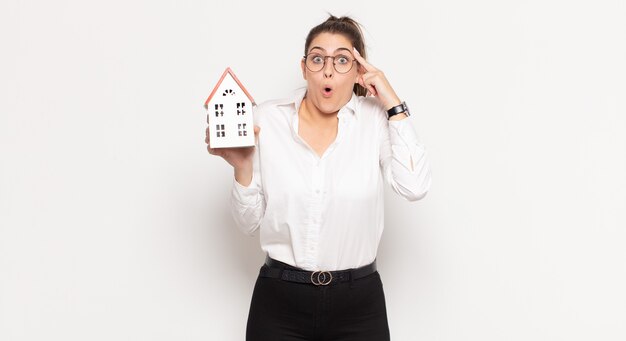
[1,0,625,340]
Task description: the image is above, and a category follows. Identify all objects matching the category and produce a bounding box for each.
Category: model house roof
[204,67,256,108]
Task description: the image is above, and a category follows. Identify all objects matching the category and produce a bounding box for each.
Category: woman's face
[301,32,359,115]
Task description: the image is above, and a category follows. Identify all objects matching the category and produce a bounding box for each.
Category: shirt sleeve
[229,136,266,236]
[379,116,432,201]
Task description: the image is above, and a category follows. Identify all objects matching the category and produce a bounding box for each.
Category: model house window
[238,123,247,136]
[237,102,246,115]
[214,103,224,117]
[222,89,235,96]
[216,124,225,137]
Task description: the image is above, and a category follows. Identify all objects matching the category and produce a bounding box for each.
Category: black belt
[259,256,377,286]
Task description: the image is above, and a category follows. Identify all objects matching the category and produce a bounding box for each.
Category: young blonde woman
[206,15,431,341]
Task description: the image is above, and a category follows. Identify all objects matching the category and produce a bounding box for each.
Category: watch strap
[386,101,410,118]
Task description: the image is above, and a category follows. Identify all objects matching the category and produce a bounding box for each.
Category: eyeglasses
[303,53,356,74]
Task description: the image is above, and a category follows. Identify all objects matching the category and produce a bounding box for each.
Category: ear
[353,62,363,84]
[300,58,307,80]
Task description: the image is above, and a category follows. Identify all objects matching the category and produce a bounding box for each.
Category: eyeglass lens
[305,53,355,73]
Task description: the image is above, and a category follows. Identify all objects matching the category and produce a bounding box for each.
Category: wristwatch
[386,101,410,119]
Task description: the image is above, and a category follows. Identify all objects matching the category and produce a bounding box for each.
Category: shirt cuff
[388,118,420,146]
[388,119,423,172]
[231,175,261,207]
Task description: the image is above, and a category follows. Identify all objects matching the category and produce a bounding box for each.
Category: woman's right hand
[205,125,260,186]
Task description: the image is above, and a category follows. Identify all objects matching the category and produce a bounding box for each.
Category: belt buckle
[311,271,333,286]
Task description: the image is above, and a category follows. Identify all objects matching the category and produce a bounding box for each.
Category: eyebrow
[309,46,353,54]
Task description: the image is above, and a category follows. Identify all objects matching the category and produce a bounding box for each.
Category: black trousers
[246,259,391,341]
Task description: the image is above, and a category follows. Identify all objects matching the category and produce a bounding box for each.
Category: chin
[319,103,341,115]
[328,96,352,112]
[308,89,350,114]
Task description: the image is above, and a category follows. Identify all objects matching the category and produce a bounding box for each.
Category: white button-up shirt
[230,87,431,271]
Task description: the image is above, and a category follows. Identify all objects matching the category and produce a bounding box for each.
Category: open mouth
[322,86,333,97]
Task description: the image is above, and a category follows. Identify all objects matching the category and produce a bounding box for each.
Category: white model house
[204,67,255,148]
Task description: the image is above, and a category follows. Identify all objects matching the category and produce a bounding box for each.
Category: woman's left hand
[353,47,402,111]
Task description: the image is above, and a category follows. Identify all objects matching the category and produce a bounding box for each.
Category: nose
[323,56,334,78]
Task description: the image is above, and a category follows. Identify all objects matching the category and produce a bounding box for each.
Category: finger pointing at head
[353,47,377,73]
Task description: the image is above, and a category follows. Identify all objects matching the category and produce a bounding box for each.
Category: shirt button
[315,189,320,194]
